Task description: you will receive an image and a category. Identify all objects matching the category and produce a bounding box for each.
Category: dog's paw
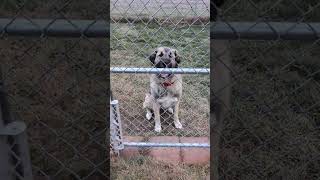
[146,112,152,120]
[168,108,174,114]
[154,125,162,133]
[174,121,183,129]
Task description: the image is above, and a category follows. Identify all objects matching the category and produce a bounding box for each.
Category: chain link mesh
[0,0,108,179]
[110,0,210,139]
[213,0,320,179]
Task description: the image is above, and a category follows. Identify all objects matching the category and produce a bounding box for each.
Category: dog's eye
[169,52,172,58]
[159,52,163,57]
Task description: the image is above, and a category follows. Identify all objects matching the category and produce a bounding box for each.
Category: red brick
[148,136,181,164]
[180,137,210,165]
[206,174,210,180]
[119,136,144,159]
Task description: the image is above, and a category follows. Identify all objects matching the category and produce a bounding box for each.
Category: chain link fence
[110,0,210,148]
[0,0,108,179]
[0,71,33,180]
[3,0,320,179]
[213,0,320,179]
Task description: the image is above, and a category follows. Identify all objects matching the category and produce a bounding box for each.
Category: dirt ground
[110,156,209,180]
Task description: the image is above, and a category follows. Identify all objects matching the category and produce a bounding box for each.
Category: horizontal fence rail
[0,18,108,38]
[3,19,320,40]
[212,22,320,40]
[123,142,210,148]
[110,67,210,74]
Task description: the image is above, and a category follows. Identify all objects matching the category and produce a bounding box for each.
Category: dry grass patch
[111,155,209,180]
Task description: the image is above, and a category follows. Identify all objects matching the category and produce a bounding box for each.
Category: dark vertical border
[105,1,111,179]
[210,1,216,179]
[211,1,231,180]
[0,67,13,180]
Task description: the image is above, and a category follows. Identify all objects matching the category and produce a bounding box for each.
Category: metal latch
[0,121,26,136]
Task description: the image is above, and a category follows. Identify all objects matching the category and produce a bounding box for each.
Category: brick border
[119,136,210,165]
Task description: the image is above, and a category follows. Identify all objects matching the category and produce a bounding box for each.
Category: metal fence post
[0,90,13,179]
[0,66,33,180]
[0,66,13,180]
[110,99,124,155]
[12,127,34,180]
[212,40,232,180]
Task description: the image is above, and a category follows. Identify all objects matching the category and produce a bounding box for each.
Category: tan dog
[143,47,183,132]
[143,92,178,120]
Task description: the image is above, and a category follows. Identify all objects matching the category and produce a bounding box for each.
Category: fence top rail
[0,18,108,38]
[110,67,210,74]
[1,18,320,40]
[211,21,320,40]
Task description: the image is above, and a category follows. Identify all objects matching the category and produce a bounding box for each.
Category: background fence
[0,0,108,179]
[213,0,320,179]
[2,0,320,179]
[110,0,210,140]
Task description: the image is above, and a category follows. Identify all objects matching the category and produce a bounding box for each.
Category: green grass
[111,22,210,137]
[111,22,209,67]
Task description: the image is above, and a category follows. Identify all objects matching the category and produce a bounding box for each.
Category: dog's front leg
[153,102,162,132]
[173,101,182,129]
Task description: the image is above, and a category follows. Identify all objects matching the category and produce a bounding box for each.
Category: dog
[143,47,183,132]
[143,92,178,120]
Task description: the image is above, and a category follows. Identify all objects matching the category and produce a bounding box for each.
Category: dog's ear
[173,49,181,64]
[149,50,157,64]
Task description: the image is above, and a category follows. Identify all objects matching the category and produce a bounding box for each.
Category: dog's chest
[150,74,181,99]
[157,85,176,98]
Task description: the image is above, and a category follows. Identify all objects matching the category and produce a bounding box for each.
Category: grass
[111,156,209,180]
[212,1,320,178]
[110,15,210,180]
[2,0,320,179]
[0,2,109,179]
[218,40,320,179]
[1,38,107,179]
[221,0,320,21]
[110,0,209,19]
[111,22,210,137]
